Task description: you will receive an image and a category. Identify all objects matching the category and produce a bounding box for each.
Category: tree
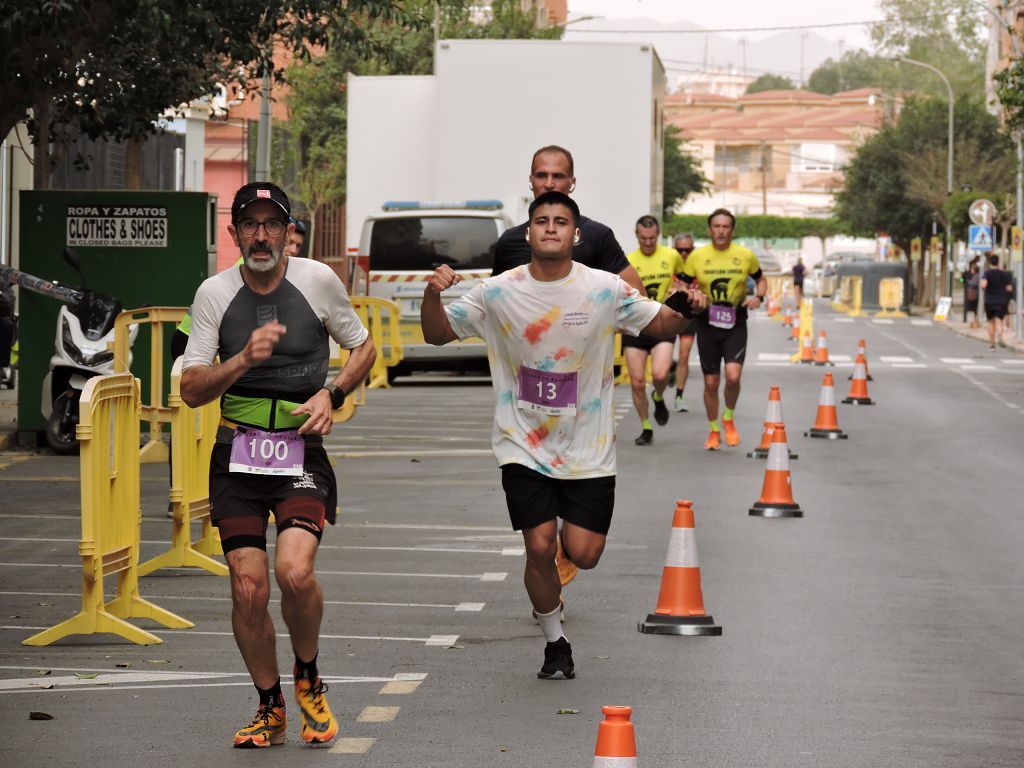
[662,125,711,218]
[994,58,1024,133]
[744,73,796,94]
[0,1,416,189]
[274,0,561,244]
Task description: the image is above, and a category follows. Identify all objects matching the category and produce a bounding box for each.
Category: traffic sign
[1012,225,1023,263]
[968,199,997,225]
[910,237,921,262]
[968,225,993,252]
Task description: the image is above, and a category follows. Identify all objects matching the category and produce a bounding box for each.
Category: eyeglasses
[676,246,693,254]
[237,218,286,237]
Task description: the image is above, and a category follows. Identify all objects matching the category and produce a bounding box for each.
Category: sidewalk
[914,304,1024,356]
[0,385,15,452]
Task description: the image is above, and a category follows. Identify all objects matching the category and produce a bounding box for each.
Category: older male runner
[181,182,375,748]
[422,191,705,679]
[679,208,766,450]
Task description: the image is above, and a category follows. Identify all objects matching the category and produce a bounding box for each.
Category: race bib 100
[229,427,305,476]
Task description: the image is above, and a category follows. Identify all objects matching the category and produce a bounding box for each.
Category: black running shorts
[500,463,615,535]
[679,322,696,339]
[985,304,1008,320]
[621,333,670,352]
[695,322,748,374]
[209,443,337,553]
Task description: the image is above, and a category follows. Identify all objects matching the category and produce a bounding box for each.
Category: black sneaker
[537,637,575,679]
[634,429,653,446]
[652,394,669,425]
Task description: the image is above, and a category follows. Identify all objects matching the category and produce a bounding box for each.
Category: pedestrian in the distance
[981,254,1013,349]
[963,256,980,329]
[792,257,806,302]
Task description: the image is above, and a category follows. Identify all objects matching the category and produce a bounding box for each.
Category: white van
[355,201,512,375]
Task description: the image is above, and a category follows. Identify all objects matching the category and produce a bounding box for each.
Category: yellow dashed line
[329,737,376,754]
[379,680,422,695]
[356,706,400,723]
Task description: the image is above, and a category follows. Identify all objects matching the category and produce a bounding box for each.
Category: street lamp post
[894,57,955,305]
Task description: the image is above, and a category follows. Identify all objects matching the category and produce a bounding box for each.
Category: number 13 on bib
[517,366,578,416]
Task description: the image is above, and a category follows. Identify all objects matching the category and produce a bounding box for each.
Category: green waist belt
[221,393,310,431]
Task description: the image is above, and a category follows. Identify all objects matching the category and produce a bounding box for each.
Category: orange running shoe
[704,430,721,451]
[555,533,578,587]
[233,703,286,748]
[295,677,339,744]
[722,419,740,447]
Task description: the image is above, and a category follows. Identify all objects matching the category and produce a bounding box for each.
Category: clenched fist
[425,265,462,295]
[242,320,286,366]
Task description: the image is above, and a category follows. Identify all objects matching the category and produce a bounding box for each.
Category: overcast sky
[567,0,881,48]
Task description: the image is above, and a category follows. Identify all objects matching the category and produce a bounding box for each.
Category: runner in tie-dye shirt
[420,191,707,680]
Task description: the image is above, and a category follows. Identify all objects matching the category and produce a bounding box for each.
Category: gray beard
[244,243,282,272]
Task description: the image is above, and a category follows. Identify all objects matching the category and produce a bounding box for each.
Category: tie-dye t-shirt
[445,262,661,479]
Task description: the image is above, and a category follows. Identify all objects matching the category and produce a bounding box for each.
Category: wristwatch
[323,384,346,409]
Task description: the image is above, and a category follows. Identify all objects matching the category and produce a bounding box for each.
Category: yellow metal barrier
[24,374,192,646]
[790,298,814,362]
[113,307,188,464]
[847,276,864,317]
[832,276,852,312]
[138,359,227,577]
[875,277,908,318]
[350,297,403,389]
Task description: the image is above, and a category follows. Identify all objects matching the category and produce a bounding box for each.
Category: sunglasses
[676,246,693,254]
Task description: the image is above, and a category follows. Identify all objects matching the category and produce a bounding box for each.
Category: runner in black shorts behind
[181,182,376,749]
[672,232,696,413]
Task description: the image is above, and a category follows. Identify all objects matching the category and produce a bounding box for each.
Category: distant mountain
[562,16,853,87]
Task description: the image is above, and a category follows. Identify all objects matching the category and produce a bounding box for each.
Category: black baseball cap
[231,182,291,221]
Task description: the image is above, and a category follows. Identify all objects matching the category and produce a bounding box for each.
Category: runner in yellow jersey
[623,216,686,446]
[678,209,767,450]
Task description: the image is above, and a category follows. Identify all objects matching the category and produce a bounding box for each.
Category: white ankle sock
[535,604,565,643]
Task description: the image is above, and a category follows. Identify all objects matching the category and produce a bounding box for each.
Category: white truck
[345,39,667,373]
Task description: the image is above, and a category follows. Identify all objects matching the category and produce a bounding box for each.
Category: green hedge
[665,214,852,240]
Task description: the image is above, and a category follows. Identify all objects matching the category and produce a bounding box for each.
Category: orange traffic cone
[592,706,637,768]
[767,294,779,317]
[798,329,814,363]
[638,501,722,636]
[805,373,847,439]
[782,305,793,327]
[813,330,833,366]
[848,338,873,381]
[790,311,801,340]
[842,353,874,405]
[749,425,803,518]
[748,386,798,460]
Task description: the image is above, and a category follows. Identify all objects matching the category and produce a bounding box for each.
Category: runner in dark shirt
[490,145,644,293]
[981,254,1013,348]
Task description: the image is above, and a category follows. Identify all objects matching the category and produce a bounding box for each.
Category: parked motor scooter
[0,248,137,454]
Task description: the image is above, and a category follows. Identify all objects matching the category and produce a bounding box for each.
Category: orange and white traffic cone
[748,386,798,460]
[798,329,814,364]
[848,338,873,381]
[842,353,874,405]
[592,706,637,768]
[790,311,801,340]
[782,305,793,327]
[767,294,779,317]
[813,329,833,366]
[638,500,721,636]
[749,425,803,518]
[805,373,847,439]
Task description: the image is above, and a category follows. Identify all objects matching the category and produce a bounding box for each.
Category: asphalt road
[2,304,1023,768]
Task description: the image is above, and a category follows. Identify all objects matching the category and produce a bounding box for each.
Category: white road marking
[326,449,493,458]
[501,547,526,556]
[330,738,376,754]
[755,362,791,367]
[480,572,508,581]
[0,590,482,612]
[910,319,933,326]
[961,365,997,371]
[757,353,792,361]
[1002,359,1024,365]
[871,318,894,324]
[833,317,855,323]
[830,354,852,362]
[0,563,507,581]
[941,357,974,364]
[880,355,914,363]
[0,625,458,645]
[425,634,460,646]
[892,363,928,369]
[358,706,401,723]
[953,368,1024,414]
[870,327,929,359]
[0,539,517,557]
[341,522,508,532]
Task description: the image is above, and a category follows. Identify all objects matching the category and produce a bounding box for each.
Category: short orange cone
[782,305,793,327]
[748,386,798,460]
[805,373,847,439]
[790,311,801,340]
[749,425,803,518]
[848,338,873,381]
[592,706,637,768]
[842,353,874,405]
[638,501,721,635]
[798,329,814,363]
[813,330,833,366]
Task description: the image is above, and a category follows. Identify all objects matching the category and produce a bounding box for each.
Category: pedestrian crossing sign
[968,225,993,252]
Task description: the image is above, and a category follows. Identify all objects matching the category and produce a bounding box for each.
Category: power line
[562,14,935,36]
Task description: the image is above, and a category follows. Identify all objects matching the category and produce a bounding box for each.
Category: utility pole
[255,73,272,182]
[799,33,809,87]
[760,142,768,215]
